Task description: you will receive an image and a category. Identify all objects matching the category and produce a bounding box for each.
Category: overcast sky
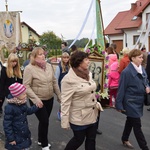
[0,0,135,40]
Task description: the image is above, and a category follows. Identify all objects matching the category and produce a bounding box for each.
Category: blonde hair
[6,53,22,78]
[0,46,5,64]
[30,47,44,65]
[122,47,130,55]
[61,52,70,73]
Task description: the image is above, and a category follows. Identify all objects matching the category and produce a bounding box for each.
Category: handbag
[144,93,150,106]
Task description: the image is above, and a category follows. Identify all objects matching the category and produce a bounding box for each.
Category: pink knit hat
[9,83,26,97]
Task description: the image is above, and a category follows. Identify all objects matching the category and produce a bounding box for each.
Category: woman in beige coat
[61,51,102,150]
[23,47,61,150]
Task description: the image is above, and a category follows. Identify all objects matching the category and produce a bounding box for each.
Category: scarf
[7,97,27,105]
[73,67,89,81]
[35,59,46,71]
[131,62,143,74]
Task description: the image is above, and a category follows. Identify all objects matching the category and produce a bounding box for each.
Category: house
[21,21,40,44]
[104,0,150,52]
[20,22,40,61]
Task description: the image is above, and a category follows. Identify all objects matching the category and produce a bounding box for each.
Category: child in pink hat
[108,62,120,107]
[3,82,40,150]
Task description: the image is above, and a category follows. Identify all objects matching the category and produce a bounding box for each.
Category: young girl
[108,62,120,107]
[55,52,70,89]
[0,53,22,115]
[55,52,70,120]
[3,82,40,150]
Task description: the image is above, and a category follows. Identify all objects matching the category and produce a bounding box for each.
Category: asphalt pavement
[0,100,150,150]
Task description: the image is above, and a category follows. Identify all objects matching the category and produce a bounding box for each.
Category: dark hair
[70,50,88,68]
[71,44,77,52]
[96,66,101,73]
[61,42,67,46]
[107,47,114,54]
[141,47,146,51]
[128,49,142,61]
[105,43,110,48]
[111,43,117,49]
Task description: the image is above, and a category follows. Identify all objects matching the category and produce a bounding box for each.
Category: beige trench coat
[61,68,100,128]
[23,63,61,104]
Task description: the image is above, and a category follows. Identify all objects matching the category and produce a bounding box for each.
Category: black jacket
[0,66,22,100]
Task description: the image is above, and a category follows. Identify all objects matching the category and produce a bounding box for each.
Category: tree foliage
[67,38,93,48]
[39,31,62,50]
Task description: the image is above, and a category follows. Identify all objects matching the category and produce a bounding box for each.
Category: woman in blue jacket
[116,49,149,150]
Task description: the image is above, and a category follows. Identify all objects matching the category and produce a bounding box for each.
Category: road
[0,100,150,150]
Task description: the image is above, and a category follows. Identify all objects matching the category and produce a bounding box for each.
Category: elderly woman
[61,50,102,150]
[23,47,61,150]
[119,47,130,73]
[116,49,149,150]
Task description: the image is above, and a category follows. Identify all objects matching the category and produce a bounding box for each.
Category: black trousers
[122,117,149,150]
[0,98,5,111]
[30,98,54,148]
[64,123,97,150]
[96,110,100,130]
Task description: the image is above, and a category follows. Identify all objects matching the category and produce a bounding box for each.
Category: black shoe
[147,108,150,111]
[96,129,102,135]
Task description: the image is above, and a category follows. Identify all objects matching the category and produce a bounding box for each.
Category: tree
[39,31,62,50]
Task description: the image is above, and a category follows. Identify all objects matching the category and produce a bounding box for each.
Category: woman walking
[61,51,102,150]
[23,47,61,150]
[116,49,149,150]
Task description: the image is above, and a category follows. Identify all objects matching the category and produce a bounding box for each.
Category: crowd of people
[0,42,149,150]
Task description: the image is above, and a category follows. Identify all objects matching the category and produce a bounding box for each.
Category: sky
[0,0,136,40]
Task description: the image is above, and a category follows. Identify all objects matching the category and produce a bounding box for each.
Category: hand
[57,97,61,103]
[36,101,43,108]
[64,127,70,130]
[9,141,16,145]
[146,87,150,94]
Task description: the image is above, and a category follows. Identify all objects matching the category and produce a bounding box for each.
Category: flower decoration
[86,48,91,54]
[86,44,104,56]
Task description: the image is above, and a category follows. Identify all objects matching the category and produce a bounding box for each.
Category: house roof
[21,21,40,37]
[104,0,150,35]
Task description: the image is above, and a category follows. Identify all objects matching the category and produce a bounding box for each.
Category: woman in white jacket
[61,50,102,150]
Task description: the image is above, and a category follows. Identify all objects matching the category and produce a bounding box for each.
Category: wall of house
[125,5,150,51]
[21,25,39,43]
[140,5,150,51]
[108,35,123,44]
[124,29,139,50]
[21,25,29,43]
[108,5,150,52]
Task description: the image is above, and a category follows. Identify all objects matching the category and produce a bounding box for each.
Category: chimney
[131,3,137,11]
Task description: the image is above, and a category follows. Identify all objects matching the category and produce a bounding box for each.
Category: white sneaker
[38,142,51,148]
[42,146,50,150]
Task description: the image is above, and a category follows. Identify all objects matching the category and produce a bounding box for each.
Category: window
[146,13,150,29]
[133,35,140,45]
[132,16,137,21]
